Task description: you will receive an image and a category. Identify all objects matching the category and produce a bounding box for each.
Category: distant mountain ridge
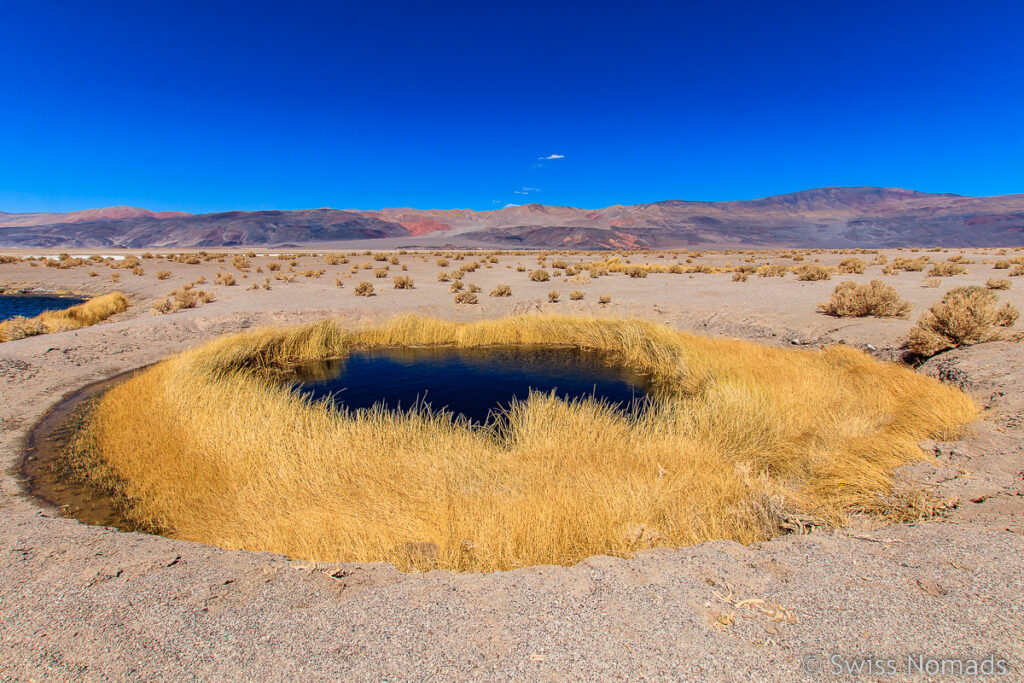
[2,187,1023,248]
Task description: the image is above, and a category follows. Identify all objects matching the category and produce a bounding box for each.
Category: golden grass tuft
[0,292,129,343]
[67,315,976,572]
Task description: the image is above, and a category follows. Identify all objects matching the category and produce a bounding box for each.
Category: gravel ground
[1,250,1022,680]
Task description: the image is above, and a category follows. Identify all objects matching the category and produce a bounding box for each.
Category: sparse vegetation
[68,315,976,572]
[906,286,1019,357]
[393,276,414,289]
[548,290,560,302]
[354,282,374,296]
[569,290,585,300]
[454,291,478,304]
[987,278,1011,290]
[818,281,912,318]
[490,284,512,297]
[927,262,967,277]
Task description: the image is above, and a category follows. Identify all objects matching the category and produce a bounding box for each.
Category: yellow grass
[69,314,976,571]
[0,292,128,342]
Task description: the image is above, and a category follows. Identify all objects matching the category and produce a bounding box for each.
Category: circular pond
[288,345,653,423]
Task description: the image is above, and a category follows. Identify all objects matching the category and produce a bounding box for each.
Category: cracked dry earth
[1,307,1023,681]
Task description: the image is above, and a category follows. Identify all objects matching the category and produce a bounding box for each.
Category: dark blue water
[291,346,652,423]
[0,295,86,322]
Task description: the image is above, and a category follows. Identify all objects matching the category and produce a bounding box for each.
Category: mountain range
[2,187,1023,249]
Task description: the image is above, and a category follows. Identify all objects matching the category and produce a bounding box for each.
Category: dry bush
[449,281,464,293]
[530,269,551,282]
[267,262,282,272]
[906,286,1019,357]
[303,269,326,278]
[354,282,374,296]
[927,262,967,277]
[156,270,172,280]
[454,291,478,304]
[490,284,512,297]
[466,284,482,293]
[624,265,648,278]
[71,315,976,572]
[323,253,348,265]
[757,264,787,278]
[373,268,389,279]
[837,258,866,274]
[548,290,560,302]
[818,281,912,318]
[793,264,832,281]
[216,272,237,286]
[393,276,414,289]
[986,278,1011,290]
[0,292,130,342]
[598,295,611,304]
[569,290,585,300]
[732,271,749,282]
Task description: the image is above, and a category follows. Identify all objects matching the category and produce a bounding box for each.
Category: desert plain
[1,246,1022,680]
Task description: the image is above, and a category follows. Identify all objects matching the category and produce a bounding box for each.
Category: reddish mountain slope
[1,188,1022,248]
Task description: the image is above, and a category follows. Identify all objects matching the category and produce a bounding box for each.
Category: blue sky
[1,0,1022,213]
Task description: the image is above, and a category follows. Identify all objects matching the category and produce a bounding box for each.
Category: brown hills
[1,187,1022,248]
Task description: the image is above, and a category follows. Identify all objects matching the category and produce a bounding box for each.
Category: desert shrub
[490,284,512,297]
[986,278,1011,290]
[927,262,967,277]
[334,277,344,288]
[374,268,389,278]
[267,262,282,272]
[303,269,326,278]
[757,264,787,278]
[732,271,749,282]
[354,282,374,296]
[454,291,478,304]
[818,281,912,318]
[548,290,560,302]
[323,253,348,265]
[449,281,464,293]
[837,258,866,274]
[216,272,237,286]
[569,290,585,300]
[598,295,611,304]
[906,286,1019,357]
[624,265,648,278]
[156,270,172,280]
[892,257,928,272]
[530,269,551,282]
[1010,265,1024,277]
[393,276,414,289]
[794,264,832,281]
[466,283,482,293]
[436,258,449,267]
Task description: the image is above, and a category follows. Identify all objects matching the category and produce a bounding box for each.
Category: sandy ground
[1,248,1022,680]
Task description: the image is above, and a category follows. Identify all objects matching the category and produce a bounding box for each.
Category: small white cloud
[503,203,522,208]
[538,154,565,160]
[514,186,541,195]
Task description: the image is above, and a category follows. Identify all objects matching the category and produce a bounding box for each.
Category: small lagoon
[0,294,87,322]
[290,346,653,423]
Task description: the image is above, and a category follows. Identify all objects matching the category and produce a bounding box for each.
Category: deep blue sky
[2,1,1023,213]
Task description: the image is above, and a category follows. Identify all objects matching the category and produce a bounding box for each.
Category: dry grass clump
[757,264,787,278]
[530,269,551,282]
[598,295,612,304]
[453,291,478,304]
[156,270,172,280]
[548,290,560,302]
[906,286,1019,357]
[569,290,585,300]
[0,292,129,342]
[793,264,832,281]
[837,258,866,274]
[490,284,512,297]
[392,276,414,289]
[354,282,374,296]
[70,315,976,572]
[818,281,912,318]
[927,262,967,277]
[986,278,1011,290]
